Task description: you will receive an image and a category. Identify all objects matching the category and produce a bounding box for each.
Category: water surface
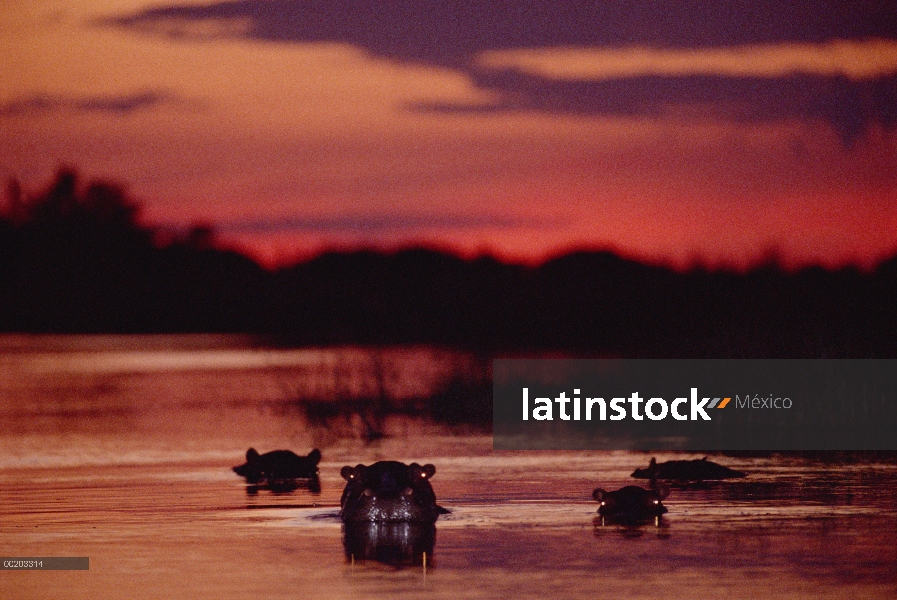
[1,336,894,599]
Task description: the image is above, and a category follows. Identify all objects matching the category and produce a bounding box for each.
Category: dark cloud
[0,91,187,117]
[109,1,897,63]
[419,70,897,145]
[216,213,564,234]
[107,1,897,142]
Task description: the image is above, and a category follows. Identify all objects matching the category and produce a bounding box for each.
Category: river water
[1,336,895,599]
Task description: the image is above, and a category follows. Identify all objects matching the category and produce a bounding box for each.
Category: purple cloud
[0,91,189,117]
[106,1,897,142]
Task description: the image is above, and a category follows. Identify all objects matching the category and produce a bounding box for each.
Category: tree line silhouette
[2,168,896,357]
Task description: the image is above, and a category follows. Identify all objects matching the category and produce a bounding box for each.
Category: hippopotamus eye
[653,500,659,504]
[600,501,606,506]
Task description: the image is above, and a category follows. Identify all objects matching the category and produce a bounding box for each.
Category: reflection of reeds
[418,359,492,428]
[299,397,389,443]
[281,348,492,442]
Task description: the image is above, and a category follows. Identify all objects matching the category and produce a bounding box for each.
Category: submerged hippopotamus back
[592,485,670,521]
[233,448,321,483]
[631,457,746,482]
[340,461,447,523]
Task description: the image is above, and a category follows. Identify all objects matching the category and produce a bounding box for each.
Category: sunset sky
[3,1,897,269]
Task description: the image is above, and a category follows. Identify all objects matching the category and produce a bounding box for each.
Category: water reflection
[592,515,671,539]
[3,337,896,598]
[343,521,436,567]
[245,476,322,495]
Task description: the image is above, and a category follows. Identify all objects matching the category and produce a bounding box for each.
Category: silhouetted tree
[2,168,897,357]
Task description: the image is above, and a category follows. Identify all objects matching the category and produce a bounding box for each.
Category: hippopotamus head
[631,456,747,482]
[340,461,446,523]
[233,448,321,484]
[592,485,670,522]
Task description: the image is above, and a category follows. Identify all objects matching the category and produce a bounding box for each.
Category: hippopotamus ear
[307,449,322,465]
[592,488,606,502]
[246,448,260,462]
[655,483,671,501]
[409,463,436,479]
[341,465,368,480]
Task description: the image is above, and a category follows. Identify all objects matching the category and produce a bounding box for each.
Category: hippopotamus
[631,457,747,482]
[340,461,447,523]
[232,448,321,484]
[592,484,670,523]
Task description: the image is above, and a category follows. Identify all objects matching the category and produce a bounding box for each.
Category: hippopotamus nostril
[363,488,373,497]
[402,487,413,496]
